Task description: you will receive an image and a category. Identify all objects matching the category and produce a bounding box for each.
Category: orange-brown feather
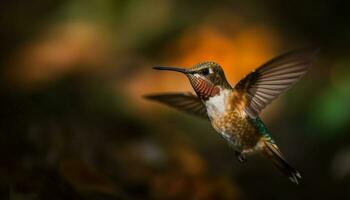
[210,90,261,150]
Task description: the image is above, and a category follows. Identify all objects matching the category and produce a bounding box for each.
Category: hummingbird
[145,47,319,184]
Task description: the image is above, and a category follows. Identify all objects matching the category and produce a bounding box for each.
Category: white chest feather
[205,89,230,118]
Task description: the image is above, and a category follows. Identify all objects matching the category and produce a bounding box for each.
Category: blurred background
[0,0,349,199]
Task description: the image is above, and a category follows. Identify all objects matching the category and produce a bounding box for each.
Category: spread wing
[144,92,208,119]
[234,47,319,118]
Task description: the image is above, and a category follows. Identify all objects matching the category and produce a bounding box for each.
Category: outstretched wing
[144,92,208,119]
[235,47,319,118]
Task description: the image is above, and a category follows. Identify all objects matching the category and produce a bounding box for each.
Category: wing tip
[143,94,157,101]
[143,94,170,102]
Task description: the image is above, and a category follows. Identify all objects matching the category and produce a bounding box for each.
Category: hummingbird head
[153,61,232,100]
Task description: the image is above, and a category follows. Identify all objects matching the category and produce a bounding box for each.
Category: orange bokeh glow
[166,24,279,85]
[127,22,281,115]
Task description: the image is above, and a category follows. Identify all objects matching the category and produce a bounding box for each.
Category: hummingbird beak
[152,66,189,74]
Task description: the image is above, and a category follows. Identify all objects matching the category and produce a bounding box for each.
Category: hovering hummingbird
[145,47,319,184]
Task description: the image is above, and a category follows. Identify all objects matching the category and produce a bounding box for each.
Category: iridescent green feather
[249,117,275,143]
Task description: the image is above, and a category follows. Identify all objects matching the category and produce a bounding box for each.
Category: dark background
[0,0,349,199]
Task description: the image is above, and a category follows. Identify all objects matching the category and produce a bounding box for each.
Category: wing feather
[144,92,208,119]
[235,47,319,118]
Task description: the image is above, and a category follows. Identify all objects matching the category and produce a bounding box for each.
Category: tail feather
[262,141,301,184]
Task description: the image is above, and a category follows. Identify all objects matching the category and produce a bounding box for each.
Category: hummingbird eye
[201,68,209,76]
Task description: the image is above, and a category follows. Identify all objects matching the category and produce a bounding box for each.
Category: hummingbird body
[206,88,261,152]
[146,47,319,184]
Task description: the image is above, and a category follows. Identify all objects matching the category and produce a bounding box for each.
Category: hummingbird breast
[205,90,261,151]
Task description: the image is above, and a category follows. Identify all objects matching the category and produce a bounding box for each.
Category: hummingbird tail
[262,141,301,184]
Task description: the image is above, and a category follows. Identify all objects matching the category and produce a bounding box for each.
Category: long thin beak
[152,66,189,74]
